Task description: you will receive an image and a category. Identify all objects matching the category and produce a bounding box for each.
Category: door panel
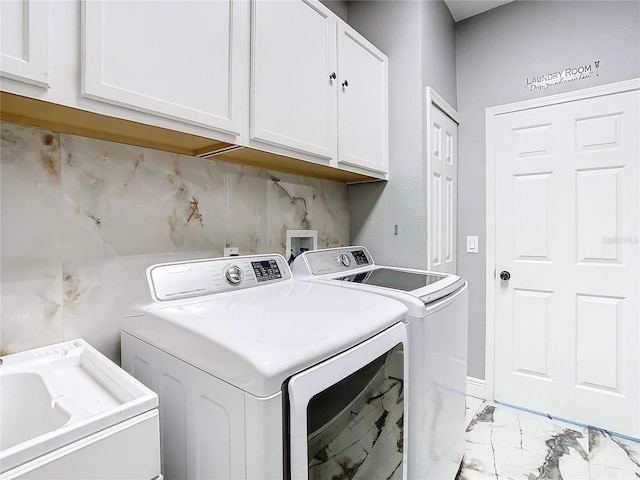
[513,173,550,261]
[493,89,639,438]
[512,288,552,379]
[575,294,622,392]
[576,168,622,263]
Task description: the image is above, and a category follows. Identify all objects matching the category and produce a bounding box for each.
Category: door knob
[342,80,349,87]
[500,271,511,281]
[329,72,336,80]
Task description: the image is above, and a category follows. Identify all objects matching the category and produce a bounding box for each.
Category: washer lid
[338,267,447,291]
[291,246,466,315]
[123,281,407,398]
[331,268,466,306]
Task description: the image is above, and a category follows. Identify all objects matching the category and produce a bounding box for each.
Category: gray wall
[456,0,640,379]
[320,0,348,21]
[421,0,457,108]
[347,1,457,269]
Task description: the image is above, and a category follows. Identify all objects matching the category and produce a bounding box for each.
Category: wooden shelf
[0,92,379,184]
[211,146,377,183]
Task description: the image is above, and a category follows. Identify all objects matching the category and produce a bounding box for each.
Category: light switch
[467,236,479,254]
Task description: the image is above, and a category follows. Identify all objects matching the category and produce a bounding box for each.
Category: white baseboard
[466,376,487,400]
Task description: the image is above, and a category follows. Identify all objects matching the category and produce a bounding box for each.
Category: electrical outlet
[223,247,239,257]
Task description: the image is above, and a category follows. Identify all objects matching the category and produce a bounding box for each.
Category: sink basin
[0,339,158,473]
[0,373,71,451]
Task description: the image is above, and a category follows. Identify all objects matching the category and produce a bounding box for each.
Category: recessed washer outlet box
[286,230,318,262]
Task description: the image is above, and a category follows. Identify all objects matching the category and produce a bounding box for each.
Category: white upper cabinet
[0,0,386,182]
[250,0,337,162]
[337,22,388,175]
[0,0,50,87]
[82,0,247,136]
[250,0,388,178]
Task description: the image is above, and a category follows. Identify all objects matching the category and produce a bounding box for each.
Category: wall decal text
[526,61,600,91]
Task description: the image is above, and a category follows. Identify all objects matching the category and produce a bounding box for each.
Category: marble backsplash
[0,122,349,361]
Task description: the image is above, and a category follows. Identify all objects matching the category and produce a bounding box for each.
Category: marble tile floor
[458,397,640,480]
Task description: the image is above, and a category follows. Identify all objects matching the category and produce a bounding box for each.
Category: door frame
[484,78,640,401]
[425,87,460,271]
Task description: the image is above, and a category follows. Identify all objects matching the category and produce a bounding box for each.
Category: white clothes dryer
[291,246,468,480]
[121,253,409,480]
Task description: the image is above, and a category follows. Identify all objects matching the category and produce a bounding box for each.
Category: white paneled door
[492,87,639,438]
[429,103,458,274]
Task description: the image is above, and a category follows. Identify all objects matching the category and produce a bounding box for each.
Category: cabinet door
[251,0,337,162]
[337,23,388,175]
[82,0,246,136]
[0,0,50,87]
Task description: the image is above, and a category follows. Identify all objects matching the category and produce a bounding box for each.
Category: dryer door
[285,322,408,480]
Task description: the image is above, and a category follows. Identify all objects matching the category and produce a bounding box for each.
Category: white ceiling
[443,0,513,22]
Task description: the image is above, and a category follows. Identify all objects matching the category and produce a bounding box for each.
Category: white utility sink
[0,339,158,475]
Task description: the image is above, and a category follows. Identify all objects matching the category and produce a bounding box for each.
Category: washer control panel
[148,254,291,301]
[301,246,374,276]
[250,258,283,283]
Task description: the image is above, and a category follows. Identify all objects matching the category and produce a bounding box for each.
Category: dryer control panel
[298,246,374,276]
[147,254,291,301]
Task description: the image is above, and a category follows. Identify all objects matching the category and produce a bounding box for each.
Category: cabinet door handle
[329,72,337,80]
[342,80,349,87]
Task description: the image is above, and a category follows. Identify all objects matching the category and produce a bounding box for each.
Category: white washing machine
[121,253,409,480]
[291,246,468,480]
